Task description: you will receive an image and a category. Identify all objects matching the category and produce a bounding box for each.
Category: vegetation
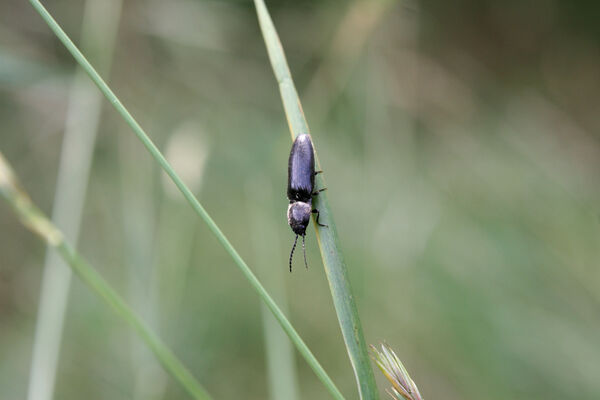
[1,1,599,399]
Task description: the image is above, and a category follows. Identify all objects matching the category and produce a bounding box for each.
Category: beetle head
[288,201,311,235]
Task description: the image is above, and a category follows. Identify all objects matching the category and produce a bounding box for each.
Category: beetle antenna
[289,234,298,272]
[302,234,308,269]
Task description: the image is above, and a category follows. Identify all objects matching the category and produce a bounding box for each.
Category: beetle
[287,133,327,272]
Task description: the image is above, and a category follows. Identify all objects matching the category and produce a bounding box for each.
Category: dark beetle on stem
[287,134,327,272]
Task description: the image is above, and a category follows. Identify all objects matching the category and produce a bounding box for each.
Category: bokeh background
[1,0,600,399]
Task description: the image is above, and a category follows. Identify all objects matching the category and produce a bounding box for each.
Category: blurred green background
[1,0,600,399]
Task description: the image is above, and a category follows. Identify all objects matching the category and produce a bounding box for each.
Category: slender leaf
[0,153,212,400]
[26,1,343,398]
[253,1,379,399]
[27,2,122,399]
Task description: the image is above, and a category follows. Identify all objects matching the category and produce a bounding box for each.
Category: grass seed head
[370,343,423,400]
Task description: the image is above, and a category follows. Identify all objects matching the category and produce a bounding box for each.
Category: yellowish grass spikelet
[370,343,423,400]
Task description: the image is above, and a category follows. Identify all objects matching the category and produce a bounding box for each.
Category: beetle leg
[312,209,328,227]
[313,171,325,195]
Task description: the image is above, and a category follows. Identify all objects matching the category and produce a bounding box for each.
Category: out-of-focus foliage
[1,1,599,399]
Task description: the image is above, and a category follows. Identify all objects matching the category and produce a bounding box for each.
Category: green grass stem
[246,178,300,400]
[27,2,122,399]
[253,1,379,399]
[27,1,343,398]
[0,153,212,400]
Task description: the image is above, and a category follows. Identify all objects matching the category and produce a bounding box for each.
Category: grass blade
[246,178,300,400]
[27,1,122,399]
[0,153,212,400]
[253,1,379,399]
[26,1,343,398]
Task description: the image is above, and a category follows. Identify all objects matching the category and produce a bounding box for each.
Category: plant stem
[0,153,212,400]
[27,1,344,398]
[253,1,379,399]
[246,178,300,400]
[27,2,122,399]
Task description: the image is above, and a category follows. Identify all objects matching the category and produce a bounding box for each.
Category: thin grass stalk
[26,1,344,398]
[253,1,379,399]
[246,178,300,400]
[303,0,396,124]
[0,153,212,400]
[27,2,122,400]
[118,132,165,399]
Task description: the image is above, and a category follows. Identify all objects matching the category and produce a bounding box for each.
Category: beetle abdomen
[287,134,315,202]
